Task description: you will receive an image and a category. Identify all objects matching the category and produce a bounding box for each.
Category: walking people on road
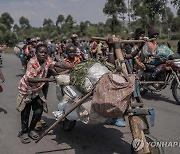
[16,43,72,144]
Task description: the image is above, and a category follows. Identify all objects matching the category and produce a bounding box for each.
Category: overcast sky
[0,0,177,27]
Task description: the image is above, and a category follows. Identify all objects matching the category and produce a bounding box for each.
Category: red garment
[64,56,81,67]
[18,56,55,94]
[25,45,30,55]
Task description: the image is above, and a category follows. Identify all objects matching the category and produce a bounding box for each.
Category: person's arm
[124,43,144,59]
[26,59,55,83]
[134,56,146,70]
[54,61,72,69]
[124,48,140,59]
[0,68,5,83]
[15,45,23,50]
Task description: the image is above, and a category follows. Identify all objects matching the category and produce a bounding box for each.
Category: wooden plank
[114,43,150,153]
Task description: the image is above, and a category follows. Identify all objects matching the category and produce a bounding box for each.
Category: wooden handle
[91,36,156,44]
[114,44,150,153]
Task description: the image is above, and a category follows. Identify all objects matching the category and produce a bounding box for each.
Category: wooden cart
[36,36,163,154]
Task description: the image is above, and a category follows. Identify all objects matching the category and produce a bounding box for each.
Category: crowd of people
[0,25,179,144]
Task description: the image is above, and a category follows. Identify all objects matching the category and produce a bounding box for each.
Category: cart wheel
[131,134,164,154]
[61,118,76,131]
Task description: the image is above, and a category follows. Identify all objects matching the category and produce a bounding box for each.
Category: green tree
[131,0,167,26]
[159,6,174,37]
[80,21,88,36]
[43,18,55,38]
[56,14,65,33]
[86,24,99,37]
[50,31,59,38]
[171,0,180,9]
[0,12,14,30]
[177,8,180,16]
[13,24,20,32]
[0,31,4,44]
[171,0,180,35]
[0,23,7,32]
[4,31,18,46]
[59,15,75,35]
[171,16,180,32]
[65,15,75,29]
[103,0,127,33]
[43,18,54,27]
[19,16,31,29]
[105,18,123,35]
[172,0,180,17]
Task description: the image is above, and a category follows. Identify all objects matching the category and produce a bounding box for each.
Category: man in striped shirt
[17,43,71,144]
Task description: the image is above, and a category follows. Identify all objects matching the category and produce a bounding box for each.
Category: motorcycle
[139,56,180,104]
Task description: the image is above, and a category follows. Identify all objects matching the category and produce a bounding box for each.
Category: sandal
[40,120,47,127]
[28,130,39,140]
[35,121,43,131]
[20,133,31,144]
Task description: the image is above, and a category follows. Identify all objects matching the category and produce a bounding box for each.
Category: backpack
[149,45,174,65]
[92,72,135,118]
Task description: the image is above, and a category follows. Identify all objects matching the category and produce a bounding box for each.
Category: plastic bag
[87,63,110,85]
[84,77,93,93]
[55,74,70,86]
[56,84,63,101]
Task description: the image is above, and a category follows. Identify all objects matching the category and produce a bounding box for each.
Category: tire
[172,81,180,104]
[131,134,164,154]
[61,118,76,131]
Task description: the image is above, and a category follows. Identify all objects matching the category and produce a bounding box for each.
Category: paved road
[0,53,179,154]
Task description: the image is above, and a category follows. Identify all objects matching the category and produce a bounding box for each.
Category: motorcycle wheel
[131,134,164,154]
[61,118,76,131]
[172,81,180,104]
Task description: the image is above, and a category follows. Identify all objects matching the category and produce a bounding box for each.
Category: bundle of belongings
[54,59,135,124]
[148,45,174,65]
